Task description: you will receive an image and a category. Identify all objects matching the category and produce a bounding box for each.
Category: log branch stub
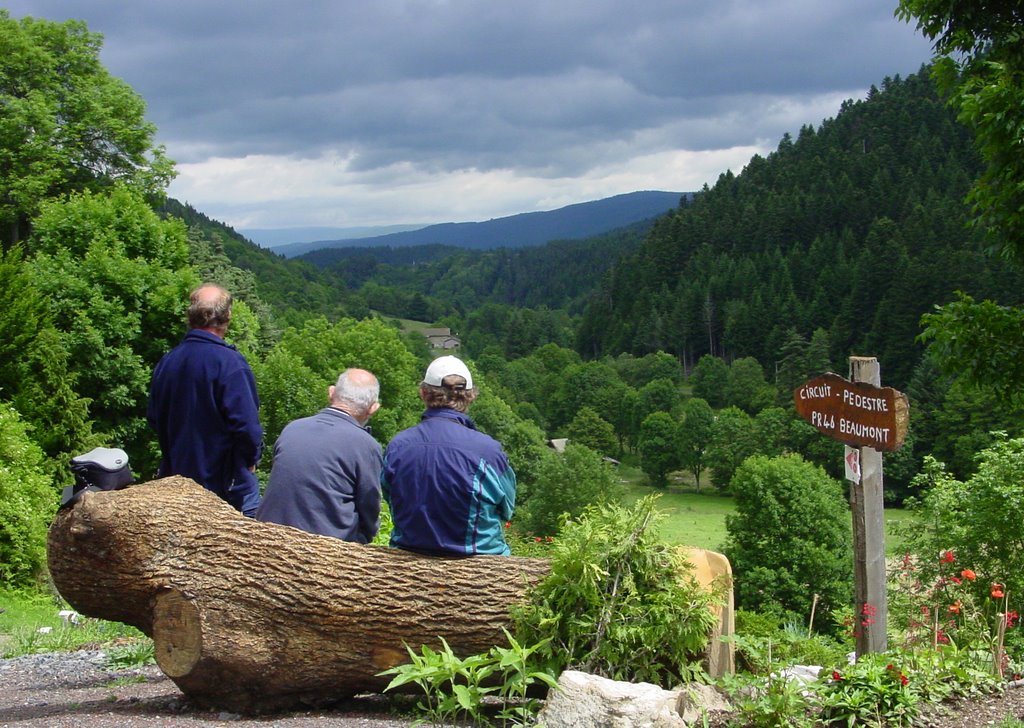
[47,477,550,712]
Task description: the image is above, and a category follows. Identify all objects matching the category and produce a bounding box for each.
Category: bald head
[188,284,232,333]
[329,368,381,424]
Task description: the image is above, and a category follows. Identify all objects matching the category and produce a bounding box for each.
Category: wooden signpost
[793,357,909,657]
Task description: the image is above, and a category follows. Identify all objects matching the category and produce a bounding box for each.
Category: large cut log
[47,477,551,712]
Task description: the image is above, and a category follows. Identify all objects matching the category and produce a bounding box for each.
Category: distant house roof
[422,326,461,349]
[547,437,619,465]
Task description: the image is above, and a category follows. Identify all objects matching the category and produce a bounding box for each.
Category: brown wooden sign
[793,372,909,451]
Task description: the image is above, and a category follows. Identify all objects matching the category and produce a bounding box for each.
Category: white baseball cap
[423,355,473,389]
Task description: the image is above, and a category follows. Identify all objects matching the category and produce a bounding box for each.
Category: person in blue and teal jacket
[381,355,516,556]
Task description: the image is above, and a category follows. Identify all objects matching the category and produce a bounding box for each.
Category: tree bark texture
[47,477,551,712]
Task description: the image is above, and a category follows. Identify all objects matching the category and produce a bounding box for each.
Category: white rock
[536,670,694,727]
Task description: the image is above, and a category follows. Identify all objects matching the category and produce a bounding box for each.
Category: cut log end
[152,588,202,678]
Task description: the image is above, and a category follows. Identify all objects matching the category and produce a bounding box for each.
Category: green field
[617,463,916,555]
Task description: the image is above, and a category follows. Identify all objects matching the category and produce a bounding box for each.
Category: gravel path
[7,650,1024,726]
[0,651,429,727]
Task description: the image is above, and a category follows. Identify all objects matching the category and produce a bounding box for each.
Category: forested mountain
[276,190,684,258]
[575,67,1023,391]
[159,199,370,327]
[306,219,654,323]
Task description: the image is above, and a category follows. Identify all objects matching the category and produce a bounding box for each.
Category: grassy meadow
[617,462,915,556]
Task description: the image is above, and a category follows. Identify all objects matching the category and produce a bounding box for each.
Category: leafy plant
[378,630,556,727]
[818,653,921,727]
[106,638,156,668]
[719,669,815,728]
[512,495,720,686]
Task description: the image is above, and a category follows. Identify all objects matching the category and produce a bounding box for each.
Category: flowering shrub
[818,653,920,727]
[889,548,1018,676]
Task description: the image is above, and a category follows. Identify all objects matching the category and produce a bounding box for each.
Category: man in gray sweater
[257,368,382,543]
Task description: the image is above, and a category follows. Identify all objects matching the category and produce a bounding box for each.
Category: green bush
[900,437,1024,619]
[512,495,720,686]
[0,402,58,588]
[723,454,853,631]
[517,442,621,537]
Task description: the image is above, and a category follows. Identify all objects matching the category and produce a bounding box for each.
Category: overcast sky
[7,1,935,232]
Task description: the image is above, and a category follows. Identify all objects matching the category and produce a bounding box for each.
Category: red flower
[1007,611,1020,629]
[832,670,843,681]
[941,550,956,564]
[992,583,1005,599]
[949,601,962,614]
[961,568,977,581]
[950,576,962,585]
[504,521,511,529]
[900,673,909,686]
[534,537,542,542]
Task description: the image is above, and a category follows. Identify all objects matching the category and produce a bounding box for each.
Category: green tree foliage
[724,454,853,629]
[0,11,173,245]
[465,384,550,499]
[258,316,423,445]
[548,360,629,433]
[513,496,720,686]
[678,397,714,490]
[896,1,1024,399]
[919,292,1024,405]
[0,248,91,471]
[252,347,324,451]
[565,407,618,457]
[705,406,757,492]
[163,199,365,324]
[726,356,776,414]
[902,436,1024,612]
[26,186,195,473]
[638,411,680,488]
[633,377,680,434]
[518,443,621,537]
[897,0,1024,263]
[0,402,57,587]
[690,355,729,408]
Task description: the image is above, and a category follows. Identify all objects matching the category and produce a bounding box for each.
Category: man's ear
[367,401,381,418]
[327,385,336,403]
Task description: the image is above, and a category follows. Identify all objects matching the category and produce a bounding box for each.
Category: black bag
[61,447,134,507]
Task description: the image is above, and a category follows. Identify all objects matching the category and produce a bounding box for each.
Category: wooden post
[849,356,887,656]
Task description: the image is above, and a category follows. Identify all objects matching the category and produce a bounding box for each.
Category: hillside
[275,190,685,258]
[575,67,1024,391]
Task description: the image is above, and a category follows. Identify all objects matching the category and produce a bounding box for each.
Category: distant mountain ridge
[241,224,426,248]
[273,191,685,258]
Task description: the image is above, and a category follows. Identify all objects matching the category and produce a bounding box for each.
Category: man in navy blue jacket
[382,355,516,556]
[257,368,383,542]
[147,284,263,516]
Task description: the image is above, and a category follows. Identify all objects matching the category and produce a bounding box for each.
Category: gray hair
[188,284,232,329]
[332,369,380,413]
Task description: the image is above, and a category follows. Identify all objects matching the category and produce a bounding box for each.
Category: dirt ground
[4,651,1024,727]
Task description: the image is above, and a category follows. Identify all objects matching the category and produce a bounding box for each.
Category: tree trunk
[47,477,550,712]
